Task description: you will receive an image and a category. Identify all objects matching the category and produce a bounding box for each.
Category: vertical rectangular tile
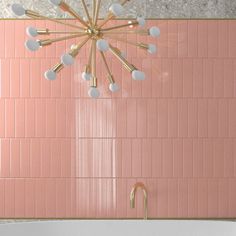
[197,21,208,57]
[4,179,15,218]
[10,139,20,177]
[218,21,229,58]
[151,139,162,177]
[224,139,234,178]
[229,20,236,57]
[20,59,30,97]
[131,139,142,177]
[188,20,198,57]
[0,59,10,98]
[172,59,183,98]
[162,139,173,177]
[25,172,35,218]
[208,21,219,57]
[20,139,30,177]
[5,99,15,137]
[193,59,203,97]
[218,99,229,137]
[137,99,147,137]
[198,179,208,217]
[122,139,132,177]
[15,99,25,137]
[213,139,224,177]
[0,179,5,216]
[178,179,188,217]
[218,179,229,217]
[46,99,56,137]
[183,59,193,97]
[198,99,208,137]
[178,99,188,137]
[229,99,236,137]
[183,139,193,177]
[147,99,157,138]
[168,21,178,58]
[208,179,219,217]
[203,59,213,97]
[25,99,35,137]
[0,100,5,137]
[193,139,203,177]
[224,59,234,97]
[213,59,224,97]
[30,139,41,178]
[167,179,178,217]
[157,99,168,137]
[14,179,25,217]
[141,140,152,177]
[178,20,188,57]
[168,99,178,138]
[116,99,127,137]
[208,99,219,137]
[4,21,15,58]
[10,59,20,97]
[173,139,183,177]
[35,179,46,218]
[126,99,137,138]
[203,139,214,177]
[188,99,198,137]
[0,139,10,177]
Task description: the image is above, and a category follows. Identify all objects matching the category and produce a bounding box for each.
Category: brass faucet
[130,182,148,220]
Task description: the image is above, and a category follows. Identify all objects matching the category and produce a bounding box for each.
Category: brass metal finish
[130,182,148,220]
[36,29,85,35]
[102,29,149,35]
[52,62,64,73]
[100,51,115,84]
[109,45,136,73]
[94,0,101,26]
[81,0,93,26]
[101,21,139,31]
[91,39,97,87]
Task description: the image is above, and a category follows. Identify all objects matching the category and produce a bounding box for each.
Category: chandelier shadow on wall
[11,0,160,98]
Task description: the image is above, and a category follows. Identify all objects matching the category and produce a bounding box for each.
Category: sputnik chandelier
[11,0,160,98]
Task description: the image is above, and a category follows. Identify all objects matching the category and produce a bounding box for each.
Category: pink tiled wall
[0,19,236,218]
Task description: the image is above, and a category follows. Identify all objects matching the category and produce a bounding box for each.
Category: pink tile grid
[0,19,236,218]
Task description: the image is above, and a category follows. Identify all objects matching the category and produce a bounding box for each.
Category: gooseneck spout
[130,182,148,220]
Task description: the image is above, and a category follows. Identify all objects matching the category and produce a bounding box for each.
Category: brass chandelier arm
[57,1,89,28]
[100,51,115,84]
[81,0,93,26]
[84,41,93,74]
[35,29,86,35]
[120,0,131,6]
[25,10,84,30]
[105,35,150,51]
[39,33,87,47]
[94,0,101,26]
[91,39,98,87]
[102,30,149,35]
[92,0,96,25]
[109,44,136,73]
[101,21,139,31]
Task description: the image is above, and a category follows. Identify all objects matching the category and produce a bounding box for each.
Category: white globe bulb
[44,70,57,80]
[82,72,92,81]
[88,87,100,99]
[26,26,38,37]
[11,3,25,16]
[61,53,74,66]
[137,17,146,27]
[96,39,109,52]
[148,44,157,54]
[132,70,146,81]
[49,0,62,6]
[25,39,40,51]
[149,26,161,37]
[109,3,124,16]
[109,83,119,92]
